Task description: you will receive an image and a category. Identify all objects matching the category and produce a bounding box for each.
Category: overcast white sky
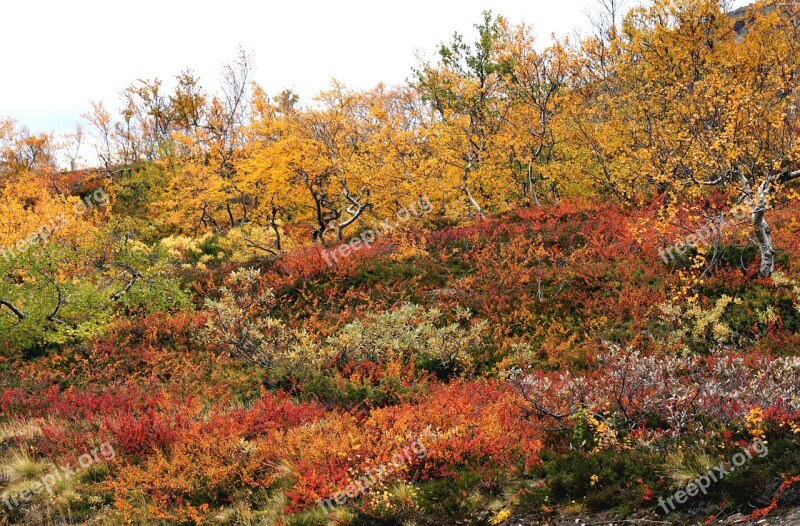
[2,0,751,136]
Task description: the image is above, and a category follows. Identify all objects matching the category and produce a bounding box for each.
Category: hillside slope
[1,199,798,525]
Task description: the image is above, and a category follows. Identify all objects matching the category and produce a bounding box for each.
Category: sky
[1,0,752,136]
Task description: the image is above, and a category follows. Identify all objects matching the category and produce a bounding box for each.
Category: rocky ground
[499,508,800,526]
[483,479,800,526]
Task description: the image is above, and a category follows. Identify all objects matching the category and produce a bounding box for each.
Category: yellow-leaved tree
[413,12,516,218]
[564,0,800,276]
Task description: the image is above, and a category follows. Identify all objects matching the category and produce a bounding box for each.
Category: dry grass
[663,445,717,488]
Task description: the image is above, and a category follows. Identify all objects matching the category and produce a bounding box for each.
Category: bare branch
[110,266,141,301]
[0,299,26,322]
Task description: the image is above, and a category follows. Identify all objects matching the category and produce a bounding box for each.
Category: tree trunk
[270,209,282,252]
[742,168,800,279]
[527,162,540,207]
[462,161,485,218]
[752,196,775,278]
[226,203,236,228]
[462,183,485,218]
